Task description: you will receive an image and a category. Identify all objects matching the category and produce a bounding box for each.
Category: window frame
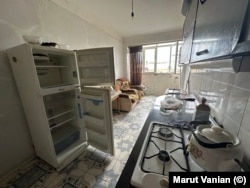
[142,41,182,74]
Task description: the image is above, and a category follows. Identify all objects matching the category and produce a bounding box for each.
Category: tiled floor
[1,95,157,188]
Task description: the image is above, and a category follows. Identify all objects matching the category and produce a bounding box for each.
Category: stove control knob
[160,178,169,188]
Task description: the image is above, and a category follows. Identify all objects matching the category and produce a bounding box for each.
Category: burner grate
[158,150,170,162]
[170,120,191,130]
[141,122,190,175]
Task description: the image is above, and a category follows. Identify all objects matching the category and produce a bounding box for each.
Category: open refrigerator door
[78,87,114,155]
[76,47,115,86]
[75,47,115,155]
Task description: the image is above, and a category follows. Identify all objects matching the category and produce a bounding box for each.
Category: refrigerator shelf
[52,126,81,155]
[33,49,78,90]
[36,65,70,68]
[84,114,103,125]
[33,54,50,61]
[77,58,108,67]
[48,108,75,120]
[56,141,87,165]
[80,78,110,83]
[84,115,105,134]
[86,129,109,151]
[78,63,108,68]
[39,84,80,96]
[49,115,76,129]
[41,83,74,89]
[81,94,103,102]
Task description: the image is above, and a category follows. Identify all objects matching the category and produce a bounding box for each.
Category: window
[143,41,183,74]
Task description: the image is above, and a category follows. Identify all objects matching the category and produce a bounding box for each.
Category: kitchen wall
[142,74,180,96]
[185,60,250,169]
[123,30,183,96]
[0,0,124,178]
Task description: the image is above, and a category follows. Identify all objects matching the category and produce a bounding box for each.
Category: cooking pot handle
[191,129,233,148]
[234,159,245,171]
[189,121,211,129]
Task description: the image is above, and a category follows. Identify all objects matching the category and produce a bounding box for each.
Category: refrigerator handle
[77,103,82,119]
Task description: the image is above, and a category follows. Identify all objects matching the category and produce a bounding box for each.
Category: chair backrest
[116,78,131,90]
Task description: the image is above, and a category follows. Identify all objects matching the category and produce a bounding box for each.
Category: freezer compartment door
[79,87,114,155]
[76,47,115,86]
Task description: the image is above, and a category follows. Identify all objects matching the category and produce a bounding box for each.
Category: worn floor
[0,95,157,188]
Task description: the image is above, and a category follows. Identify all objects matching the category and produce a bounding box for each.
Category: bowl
[23,35,43,45]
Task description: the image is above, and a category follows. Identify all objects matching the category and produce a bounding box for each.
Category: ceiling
[51,0,186,39]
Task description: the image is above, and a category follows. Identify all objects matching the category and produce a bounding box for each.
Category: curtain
[129,46,143,85]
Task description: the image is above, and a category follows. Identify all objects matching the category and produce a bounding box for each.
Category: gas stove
[164,88,181,95]
[130,121,203,188]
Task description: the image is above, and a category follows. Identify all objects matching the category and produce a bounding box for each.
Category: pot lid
[198,125,235,144]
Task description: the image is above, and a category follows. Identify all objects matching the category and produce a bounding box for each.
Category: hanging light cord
[131,0,134,19]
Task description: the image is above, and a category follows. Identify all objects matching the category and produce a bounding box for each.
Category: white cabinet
[6,44,114,171]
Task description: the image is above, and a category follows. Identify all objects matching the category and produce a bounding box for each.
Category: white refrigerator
[6,44,115,171]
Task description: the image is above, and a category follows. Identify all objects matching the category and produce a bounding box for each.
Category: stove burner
[158,127,173,138]
[158,150,170,162]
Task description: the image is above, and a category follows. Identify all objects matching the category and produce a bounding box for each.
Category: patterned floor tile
[93,179,109,188]
[0,95,157,188]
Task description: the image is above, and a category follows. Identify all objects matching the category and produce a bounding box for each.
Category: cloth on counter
[160,96,182,110]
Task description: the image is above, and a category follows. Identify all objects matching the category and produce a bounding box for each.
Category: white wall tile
[234,72,250,90]
[241,97,250,132]
[222,115,241,136]
[238,128,250,166]
[188,58,250,168]
[225,87,249,126]
[211,80,221,93]
[217,84,232,113]
[142,74,180,95]
[212,71,223,82]
[221,72,235,85]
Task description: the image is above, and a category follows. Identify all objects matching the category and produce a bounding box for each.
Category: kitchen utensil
[193,97,210,121]
[182,98,195,101]
[178,93,196,101]
[188,124,243,171]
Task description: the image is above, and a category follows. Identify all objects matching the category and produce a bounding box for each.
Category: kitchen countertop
[115,95,197,188]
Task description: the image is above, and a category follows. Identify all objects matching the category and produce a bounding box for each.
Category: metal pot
[188,124,244,171]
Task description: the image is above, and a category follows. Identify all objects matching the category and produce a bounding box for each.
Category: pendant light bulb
[131,0,135,20]
[131,11,134,19]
